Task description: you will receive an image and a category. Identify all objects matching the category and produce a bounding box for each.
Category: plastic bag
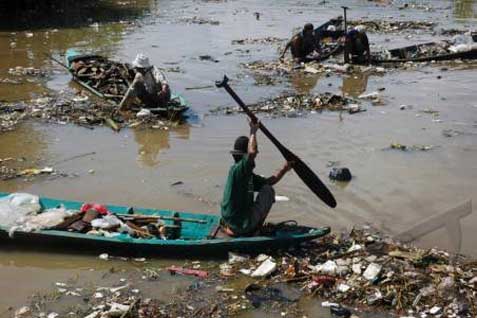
[91,215,121,229]
[0,193,41,228]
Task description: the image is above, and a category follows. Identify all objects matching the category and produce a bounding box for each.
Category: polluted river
[0,0,477,317]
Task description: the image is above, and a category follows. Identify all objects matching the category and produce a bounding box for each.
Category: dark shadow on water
[0,0,153,31]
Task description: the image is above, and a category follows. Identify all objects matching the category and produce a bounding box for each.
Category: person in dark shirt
[344,26,371,65]
[221,120,293,236]
[280,23,321,63]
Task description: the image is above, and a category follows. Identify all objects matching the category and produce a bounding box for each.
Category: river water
[0,0,476,316]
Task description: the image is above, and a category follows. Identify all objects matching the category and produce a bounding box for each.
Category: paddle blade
[286,152,337,208]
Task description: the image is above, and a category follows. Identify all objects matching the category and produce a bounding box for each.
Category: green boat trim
[0,192,330,256]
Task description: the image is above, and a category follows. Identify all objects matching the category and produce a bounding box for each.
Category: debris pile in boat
[69,56,134,103]
[3,193,193,241]
[210,93,362,117]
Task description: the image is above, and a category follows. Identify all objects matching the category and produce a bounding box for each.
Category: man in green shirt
[221,120,293,236]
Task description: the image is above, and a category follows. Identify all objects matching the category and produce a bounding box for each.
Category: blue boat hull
[0,192,330,257]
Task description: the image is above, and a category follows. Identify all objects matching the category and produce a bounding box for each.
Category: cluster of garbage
[211,92,364,117]
[373,34,477,62]
[0,93,181,133]
[0,193,184,240]
[8,66,49,77]
[232,37,286,45]
[178,16,220,25]
[349,19,435,34]
[212,226,476,317]
[15,224,475,318]
[0,163,56,181]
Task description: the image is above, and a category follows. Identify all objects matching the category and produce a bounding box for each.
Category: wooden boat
[0,192,330,256]
[314,16,346,62]
[371,41,477,64]
[65,49,189,117]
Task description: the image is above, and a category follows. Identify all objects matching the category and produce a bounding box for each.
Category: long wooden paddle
[215,76,337,208]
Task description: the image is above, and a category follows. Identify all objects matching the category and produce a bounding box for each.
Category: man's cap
[304,23,314,32]
[230,136,249,155]
[132,53,151,68]
[354,25,367,33]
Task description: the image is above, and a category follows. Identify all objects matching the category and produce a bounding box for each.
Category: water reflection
[134,126,190,168]
[454,0,477,19]
[341,72,369,98]
[290,73,321,94]
[0,123,47,193]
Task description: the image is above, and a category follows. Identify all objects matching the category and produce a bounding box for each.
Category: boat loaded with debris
[372,35,477,64]
[0,192,330,256]
[313,16,346,62]
[64,49,189,118]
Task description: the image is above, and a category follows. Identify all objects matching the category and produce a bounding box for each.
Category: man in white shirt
[119,54,171,111]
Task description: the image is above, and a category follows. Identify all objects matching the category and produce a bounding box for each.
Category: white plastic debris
[91,215,122,229]
[0,193,41,228]
[14,306,31,318]
[321,301,339,308]
[228,252,249,264]
[251,258,277,277]
[275,195,290,202]
[337,283,351,293]
[358,92,379,100]
[429,306,441,315]
[347,244,362,253]
[104,302,130,316]
[363,263,382,281]
[47,313,59,318]
[99,253,109,260]
[352,263,362,275]
[136,108,152,118]
[255,254,271,262]
[239,268,252,275]
[320,260,338,275]
[84,311,100,318]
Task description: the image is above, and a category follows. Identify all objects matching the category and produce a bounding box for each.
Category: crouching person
[220,120,293,236]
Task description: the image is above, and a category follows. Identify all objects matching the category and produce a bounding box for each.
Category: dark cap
[230,136,249,155]
[304,23,314,32]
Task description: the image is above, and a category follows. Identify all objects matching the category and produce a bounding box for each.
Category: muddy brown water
[1,0,477,316]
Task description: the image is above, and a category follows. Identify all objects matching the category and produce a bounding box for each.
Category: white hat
[132,54,151,68]
[354,25,366,33]
[327,25,336,32]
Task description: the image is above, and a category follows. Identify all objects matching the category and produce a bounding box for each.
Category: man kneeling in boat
[220,120,293,237]
[280,23,321,63]
[344,25,371,65]
[119,54,171,111]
